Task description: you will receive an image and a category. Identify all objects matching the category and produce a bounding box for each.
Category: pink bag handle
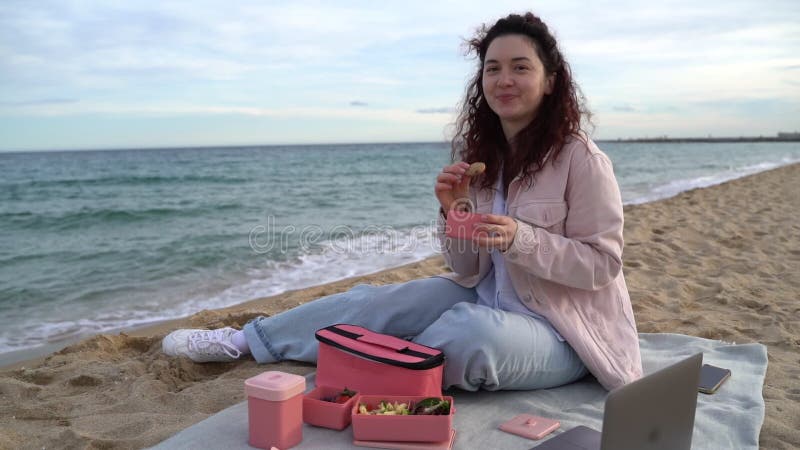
[356,333,409,352]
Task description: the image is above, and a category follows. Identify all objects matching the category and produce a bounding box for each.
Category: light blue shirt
[474,178,565,342]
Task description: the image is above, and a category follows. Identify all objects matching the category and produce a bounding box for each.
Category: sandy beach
[0,163,798,450]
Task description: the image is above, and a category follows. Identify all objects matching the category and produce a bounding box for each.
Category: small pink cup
[245,371,306,449]
[445,210,483,240]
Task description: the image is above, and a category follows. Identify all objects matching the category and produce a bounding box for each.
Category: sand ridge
[0,164,798,449]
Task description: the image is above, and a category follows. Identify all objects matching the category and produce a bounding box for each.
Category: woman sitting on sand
[163,12,642,391]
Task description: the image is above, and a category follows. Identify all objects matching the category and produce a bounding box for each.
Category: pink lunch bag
[314,324,445,397]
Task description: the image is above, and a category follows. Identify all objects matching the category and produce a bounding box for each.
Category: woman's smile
[496,94,518,103]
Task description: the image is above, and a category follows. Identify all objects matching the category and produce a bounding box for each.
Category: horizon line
[2,133,798,154]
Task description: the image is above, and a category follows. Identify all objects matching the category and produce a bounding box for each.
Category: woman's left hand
[473,214,518,252]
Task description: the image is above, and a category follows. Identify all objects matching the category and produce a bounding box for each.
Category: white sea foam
[172,224,440,313]
[0,225,441,354]
[626,157,800,205]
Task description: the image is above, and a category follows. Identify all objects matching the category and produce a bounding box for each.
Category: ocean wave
[1,203,243,231]
[0,250,79,267]
[626,157,800,205]
[0,225,441,354]
[0,314,178,353]
[0,174,251,190]
[165,224,441,314]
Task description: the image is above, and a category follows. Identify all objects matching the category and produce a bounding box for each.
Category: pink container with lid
[303,385,359,430]
[351,395,455,443]
[245,371,306,449]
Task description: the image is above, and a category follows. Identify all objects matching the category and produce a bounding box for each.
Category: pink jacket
[437,136,642,390]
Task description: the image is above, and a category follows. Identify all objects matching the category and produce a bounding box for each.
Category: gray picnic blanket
[150,333,767,450]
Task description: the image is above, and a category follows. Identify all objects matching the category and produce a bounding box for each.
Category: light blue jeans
[243,277,587,391]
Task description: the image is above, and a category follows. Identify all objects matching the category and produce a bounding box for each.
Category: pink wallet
[499,414,560,440]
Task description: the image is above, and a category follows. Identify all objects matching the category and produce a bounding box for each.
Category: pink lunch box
[302,385,360,430]
[314,324,445,397]
[351,395,455,443]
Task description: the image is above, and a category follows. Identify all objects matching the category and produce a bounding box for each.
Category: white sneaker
[162,327,243,362]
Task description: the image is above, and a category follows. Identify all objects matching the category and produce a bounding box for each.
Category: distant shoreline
[598,136,800,144]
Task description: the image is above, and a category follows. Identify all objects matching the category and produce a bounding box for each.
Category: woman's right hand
[435,162,472,212]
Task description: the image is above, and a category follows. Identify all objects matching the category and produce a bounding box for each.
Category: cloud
[612,105,637,113]
[689,97,800,116]
[350,101,368,107]
[0,98,78,106]
[0,101,451,127]
[416,107,455,114]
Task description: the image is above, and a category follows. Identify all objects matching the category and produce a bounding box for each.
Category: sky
[1,0,799,151]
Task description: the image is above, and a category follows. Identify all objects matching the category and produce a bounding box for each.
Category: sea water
[1,141,798,356]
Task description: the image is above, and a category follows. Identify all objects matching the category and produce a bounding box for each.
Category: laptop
[533,353,702,450]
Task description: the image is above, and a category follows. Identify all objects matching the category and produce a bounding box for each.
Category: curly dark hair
[452,12,591,192]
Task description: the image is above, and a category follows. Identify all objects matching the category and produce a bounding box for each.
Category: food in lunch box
[358,401,411,415]
[322,387,357,403]
[357,397,450,415]
[412,397,451,415]
[465,162,486,177]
